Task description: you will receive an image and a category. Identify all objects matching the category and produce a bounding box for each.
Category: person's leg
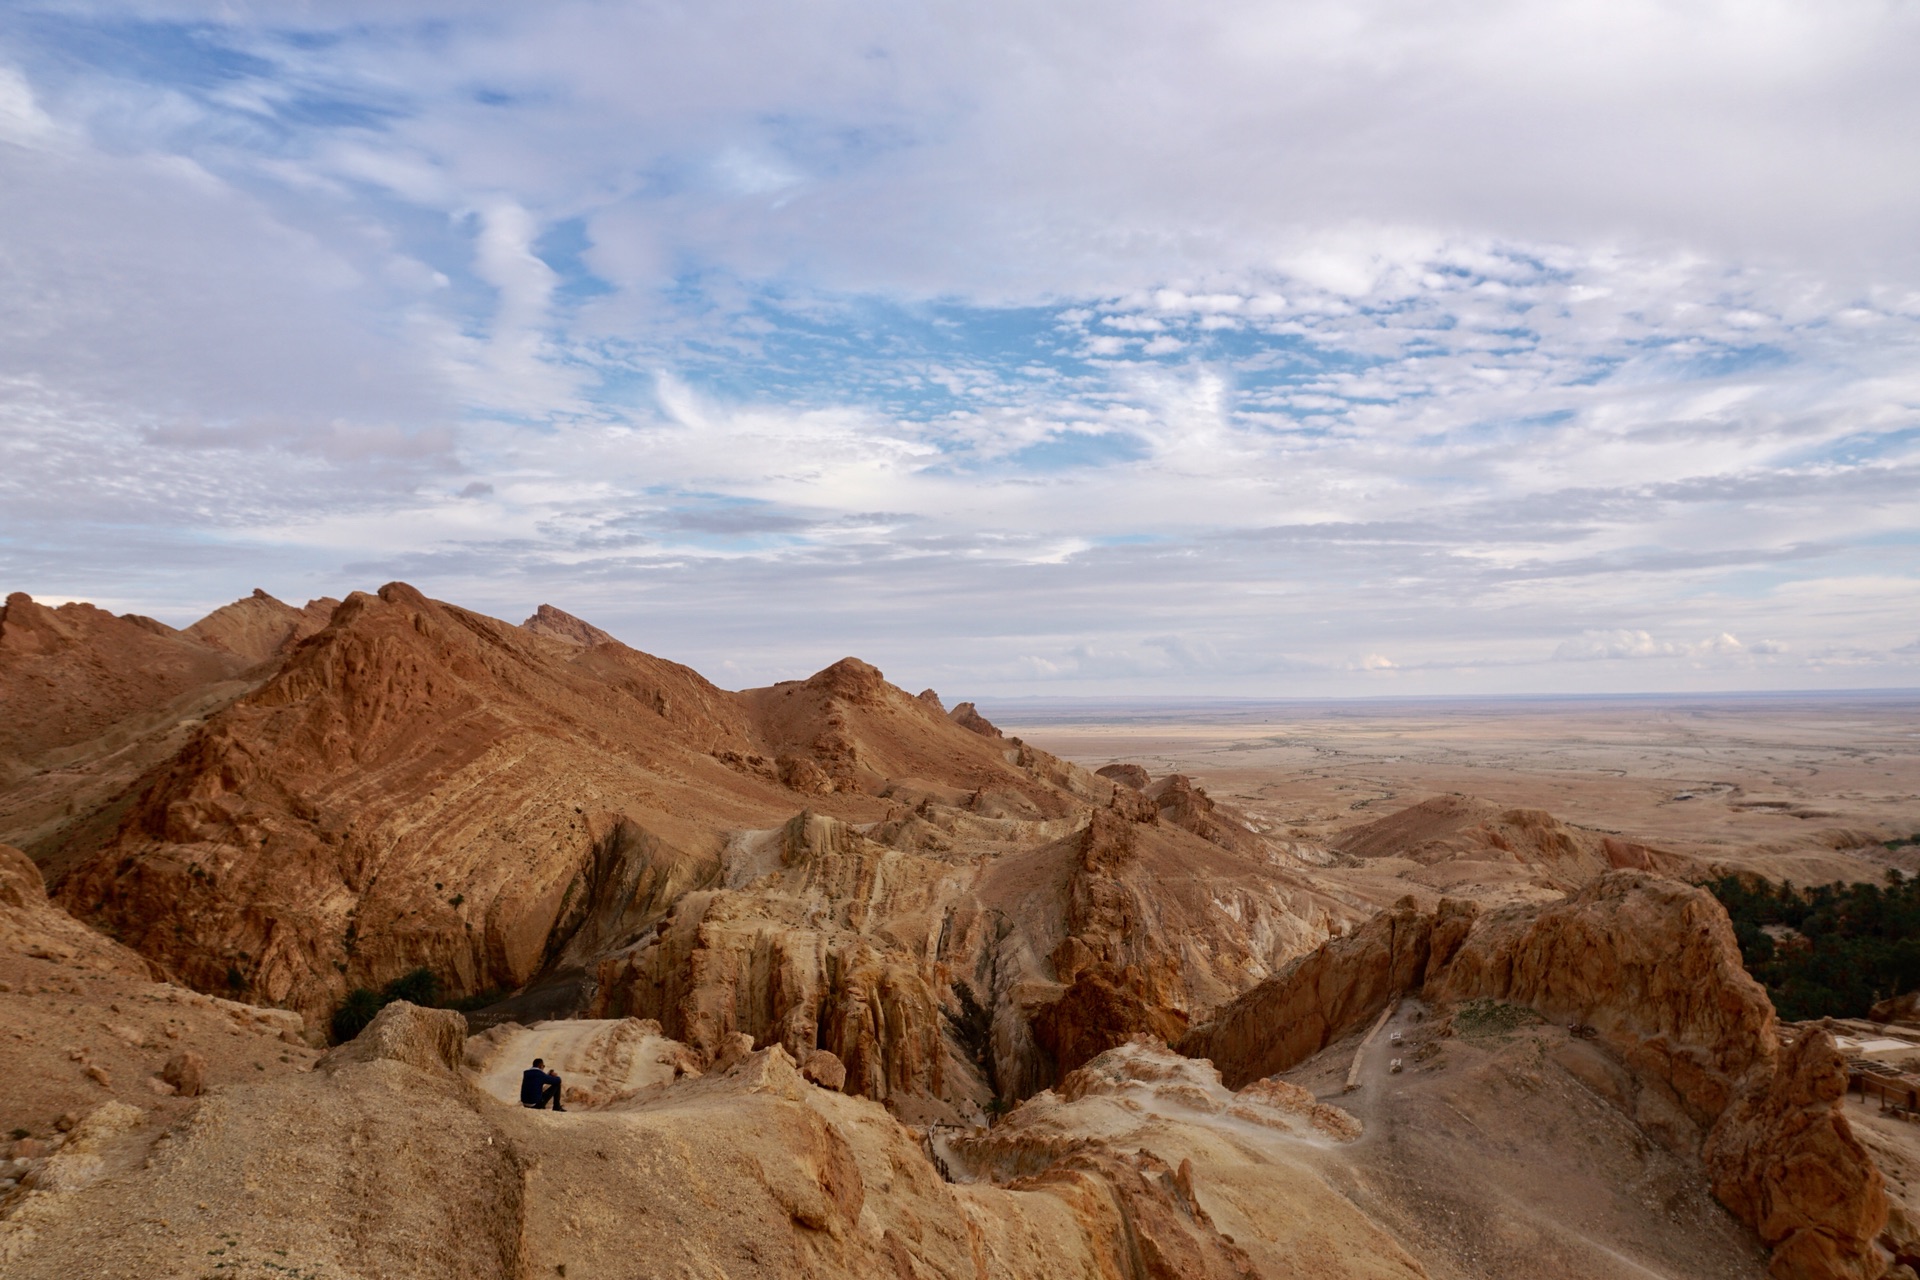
[538,1077,563,1109]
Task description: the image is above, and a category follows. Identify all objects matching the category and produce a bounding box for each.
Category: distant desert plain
[997,692,1920,895]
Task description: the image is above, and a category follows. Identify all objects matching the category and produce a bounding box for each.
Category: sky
[1,1,1917,698]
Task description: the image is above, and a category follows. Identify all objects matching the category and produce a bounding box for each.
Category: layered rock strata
[33,583,1348,1125]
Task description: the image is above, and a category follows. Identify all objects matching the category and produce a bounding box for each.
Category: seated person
[520,1057,565,1111]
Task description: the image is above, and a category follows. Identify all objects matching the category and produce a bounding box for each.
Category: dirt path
[1302,999,1768,1280]
[473,1019,688,1109]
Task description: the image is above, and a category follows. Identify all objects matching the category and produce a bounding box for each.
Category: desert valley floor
[999,692,1920,893]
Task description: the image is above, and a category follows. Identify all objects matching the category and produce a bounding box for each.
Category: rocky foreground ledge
[1,866,1897,1280]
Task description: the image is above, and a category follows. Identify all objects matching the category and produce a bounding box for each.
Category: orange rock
[1179,896,1434,1089]
[1095,763,1150,790]
[1705,1029,1889,1280]
[948,701,1003,737]
[801,1049,848,1091]
[161,1050,207,1098]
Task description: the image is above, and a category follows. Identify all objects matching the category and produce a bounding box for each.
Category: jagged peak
[805,656,890,703]
[185,587,337,663]
[949,701,1002,738]
[523,602,618,648]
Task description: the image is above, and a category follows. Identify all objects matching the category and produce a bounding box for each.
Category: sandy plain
[996,691,1920,888]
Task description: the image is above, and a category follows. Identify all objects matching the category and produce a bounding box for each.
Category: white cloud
[0,64,56,145]
[1555,630,1681,661]
[0,5,1916,694]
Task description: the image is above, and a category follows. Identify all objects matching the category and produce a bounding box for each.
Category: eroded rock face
[1427,872,1775,1125]
[1182,870,1888,1280]
[0,843,154,980]
[36,583,1352,1133]
[1179,895,1439,1089]
[1706,1028,1888,1280]
[588,813,966,1116]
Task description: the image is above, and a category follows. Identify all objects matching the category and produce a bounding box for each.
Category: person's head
[532,1058,544,1068]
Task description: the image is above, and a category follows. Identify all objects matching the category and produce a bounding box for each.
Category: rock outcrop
[182,589,337,664]
[321,1000,467,1076]
[0,843,154,980]
[5,1019,1422,1280]
[1182,870,1888,1279]
[1333,794,1689,891]
[1179,895,1446,1088]
[520,602,616,648]
[948,700,1003,738]
[1706,1028,1889,1280]
[1095,762,1150,790]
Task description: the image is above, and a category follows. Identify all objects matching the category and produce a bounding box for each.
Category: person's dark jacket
[521,1066,557,1105]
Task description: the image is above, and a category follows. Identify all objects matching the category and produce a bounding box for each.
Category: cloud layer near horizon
[1,1,1916,695]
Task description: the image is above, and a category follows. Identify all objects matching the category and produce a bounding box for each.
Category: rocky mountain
[0,582,1903,1278]
[28,583,1349,1125]
[0,589,335,880]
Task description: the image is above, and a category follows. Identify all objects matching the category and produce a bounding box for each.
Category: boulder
[801,1049,848,1092]
[321,1001,466,1076]
[712,1031,756,1073]
[1870,991,1920,1025]
[161,1051,206,1098]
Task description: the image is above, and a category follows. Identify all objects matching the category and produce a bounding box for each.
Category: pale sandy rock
[1185,870,1887,1280]
[321,1000,465,1076]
